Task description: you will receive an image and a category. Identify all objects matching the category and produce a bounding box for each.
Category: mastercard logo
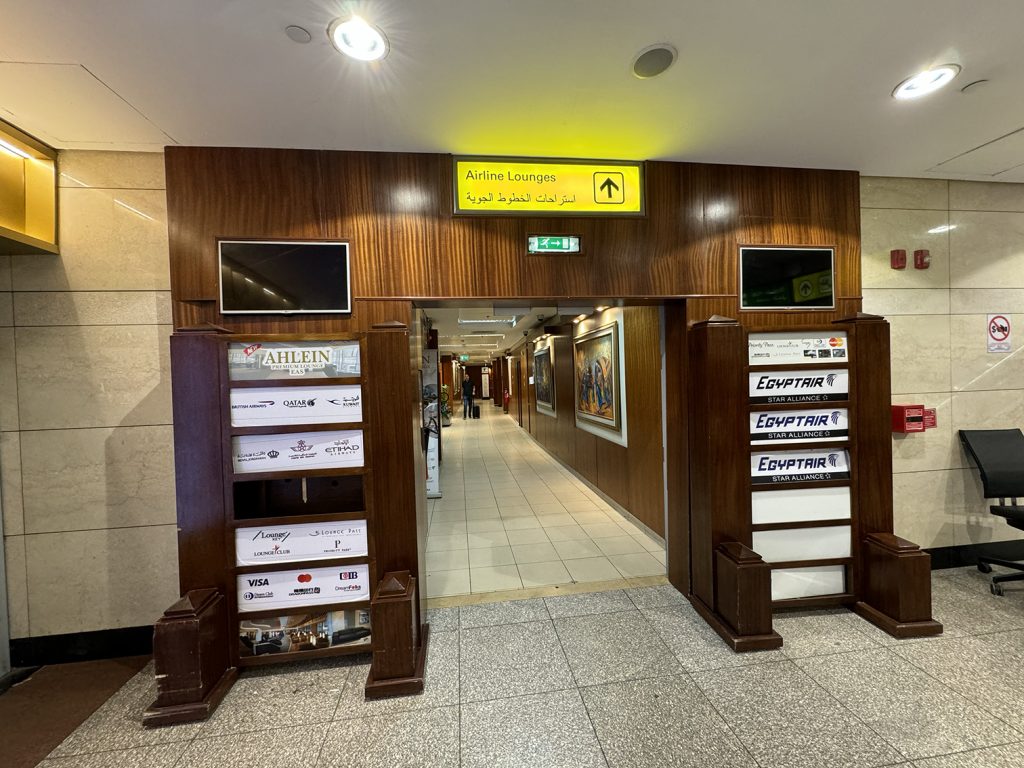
[296,573,313,583]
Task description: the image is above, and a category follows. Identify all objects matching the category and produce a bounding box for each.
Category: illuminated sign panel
[454,157,644,215]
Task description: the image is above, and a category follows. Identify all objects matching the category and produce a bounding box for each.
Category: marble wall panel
[950,180,1024,213]
[25,524,179,636]
[15,324,172,430]
[20,426,175,534]
[861,208,950,290]
[11,187,169,291]
[1,432,23,536]
[13,291,171,326]
[861,177,948,210]
[888,315,951,395]
[949,211,1024,289]
[58,150,166,191]
[3,534,28,638]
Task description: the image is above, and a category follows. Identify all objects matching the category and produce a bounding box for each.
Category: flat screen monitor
[740,246,835,310]
[219,240,351,315]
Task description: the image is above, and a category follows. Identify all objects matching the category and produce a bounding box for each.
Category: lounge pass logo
[749,409,849,444]
[748,370,847,404]
[750,449,850,485]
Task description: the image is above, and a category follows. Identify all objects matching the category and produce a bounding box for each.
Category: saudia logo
[284,398,316,408]
[252,530,290,543]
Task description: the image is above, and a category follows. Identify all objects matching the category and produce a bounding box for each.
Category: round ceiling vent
[632,44,677,79]
[285,25,312,44]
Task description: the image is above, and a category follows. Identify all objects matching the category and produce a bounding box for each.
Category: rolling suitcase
[472,405,480,419]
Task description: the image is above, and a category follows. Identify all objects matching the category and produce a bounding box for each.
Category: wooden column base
[143,589,236,727]
[856,533,942,639]
[144,668,238,727]
[364,623,429,699]
[690,542,782,652]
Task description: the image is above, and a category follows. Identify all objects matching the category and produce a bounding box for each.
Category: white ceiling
[2,1,1024,179]
[427,305,590,363]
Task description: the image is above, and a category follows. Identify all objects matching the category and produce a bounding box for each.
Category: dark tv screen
[740,247,834,309]
[219,240,351,314]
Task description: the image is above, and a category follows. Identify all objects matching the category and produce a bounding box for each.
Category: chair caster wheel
[978,562,993,574]
[991,582,1004,596]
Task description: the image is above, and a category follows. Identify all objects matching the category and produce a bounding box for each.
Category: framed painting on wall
[573,322,620,432]
[534,345,555,413]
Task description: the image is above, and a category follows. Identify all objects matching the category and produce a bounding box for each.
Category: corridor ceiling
[2,1,1023,180]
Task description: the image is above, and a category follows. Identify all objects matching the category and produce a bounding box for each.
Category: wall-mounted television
[739,246,835,310]
[219,240,351,315]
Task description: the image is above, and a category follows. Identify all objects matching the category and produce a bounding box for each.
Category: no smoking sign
[988,314,1012,353]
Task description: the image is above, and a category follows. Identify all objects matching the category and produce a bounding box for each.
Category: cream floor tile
[502,516,542,530]
[466,519,506,533]
[470,565,523,592]
[595,535,648,557]
[427,568,471,597]
[545,525,590,542]
[609,552,665,578]
[433,509,468,523]
[564,556,623,582]
[427,534,469,552]
[429,522,469,536]
[538,514,578,528]
[468,530,510,549]
[583,523,628,539]
[518,560,573,587]
[465,507,502,520]
[571,511,614,525]
[633,534,665,554]
[506,528,551,545]
[512,542,560,564]
[499,506,535,518]
[551,539,604,560]
[426,549,470,572]
[469,546,516,567]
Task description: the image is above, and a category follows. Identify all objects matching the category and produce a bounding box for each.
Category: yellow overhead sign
[454,157,644,216]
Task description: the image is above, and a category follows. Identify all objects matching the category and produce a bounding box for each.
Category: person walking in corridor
[462,372,475,419]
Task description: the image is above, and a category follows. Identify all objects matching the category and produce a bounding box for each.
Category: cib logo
[339,571,360,580]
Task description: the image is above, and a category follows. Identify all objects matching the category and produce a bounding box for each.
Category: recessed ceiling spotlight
[285,25,312,44]
[632,44,677,79]
[892,64,961,100]
[328,15,389,61]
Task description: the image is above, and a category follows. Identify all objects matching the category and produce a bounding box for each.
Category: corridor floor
[31,570,1024,768]
[426,403,665,598]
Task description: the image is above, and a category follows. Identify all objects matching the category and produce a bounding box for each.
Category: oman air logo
[830,411,841,425]
[825,373,838,385]
[827,454,839,468]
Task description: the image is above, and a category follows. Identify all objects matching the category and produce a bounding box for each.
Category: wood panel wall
[165,147,860,331]
[524,308,665,536]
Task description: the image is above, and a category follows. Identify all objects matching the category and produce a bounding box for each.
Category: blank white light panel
[751,486,851,525]
[752,525,850,563]
[772,565,846,600]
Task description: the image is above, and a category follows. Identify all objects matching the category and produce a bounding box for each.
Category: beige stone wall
[1,151,178,639]
[862,177,1024,551]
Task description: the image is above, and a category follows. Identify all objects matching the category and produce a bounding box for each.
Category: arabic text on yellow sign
[454,158,644,215]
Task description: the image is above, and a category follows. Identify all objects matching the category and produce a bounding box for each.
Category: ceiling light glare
[892,64,960,100]
[0,137,31,159]
[329,15,389,61]
[928,224,957,234]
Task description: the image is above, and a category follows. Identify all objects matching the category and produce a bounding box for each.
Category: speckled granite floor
[35,570,1024,768]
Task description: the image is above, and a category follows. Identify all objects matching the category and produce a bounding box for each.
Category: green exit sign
[528,235,581,254]
[459,354,470,362]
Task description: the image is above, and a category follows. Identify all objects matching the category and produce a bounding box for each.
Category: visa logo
[247,578,270,587]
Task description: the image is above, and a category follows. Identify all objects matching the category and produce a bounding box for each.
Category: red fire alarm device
[923,408,937,429]
[890,249,907,269]
[892,404,925,433]
[914,249,931,269]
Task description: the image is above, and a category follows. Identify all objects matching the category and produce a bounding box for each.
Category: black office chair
[958,429,1024,595]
